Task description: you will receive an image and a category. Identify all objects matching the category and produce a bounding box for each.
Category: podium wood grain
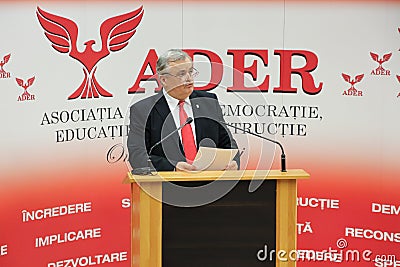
[126,169,309,267]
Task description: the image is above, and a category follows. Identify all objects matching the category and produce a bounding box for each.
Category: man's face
[160,58,195,100]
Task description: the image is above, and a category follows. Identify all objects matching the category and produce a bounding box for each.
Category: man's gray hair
[156,49,192,74]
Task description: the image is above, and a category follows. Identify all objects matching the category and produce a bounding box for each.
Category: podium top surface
[123,169,309,183]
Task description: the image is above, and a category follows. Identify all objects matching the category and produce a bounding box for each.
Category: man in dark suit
[127,49,239,172]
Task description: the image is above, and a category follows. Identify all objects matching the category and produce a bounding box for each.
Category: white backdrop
[1,1,399,266]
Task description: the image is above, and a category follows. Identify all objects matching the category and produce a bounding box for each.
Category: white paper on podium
[192,146,238,171]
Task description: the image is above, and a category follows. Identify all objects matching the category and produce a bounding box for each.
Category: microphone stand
[220,121,287,172]
[131,117,194,175]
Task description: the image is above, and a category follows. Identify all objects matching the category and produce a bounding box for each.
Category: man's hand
[176,162,197,172]
[224,161,238,170]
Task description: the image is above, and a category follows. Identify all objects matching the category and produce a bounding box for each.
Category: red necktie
[178,100,197,163]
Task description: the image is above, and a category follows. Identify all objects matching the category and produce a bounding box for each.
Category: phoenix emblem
[0,54,10,73]
[16,76,36,101]
[342,73,364,96]
[370,52,392,75]
[36,6,144,99]
[0,54,11,78]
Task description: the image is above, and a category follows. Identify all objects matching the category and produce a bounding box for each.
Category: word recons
[22,202,92,222]
[345,227,400,243]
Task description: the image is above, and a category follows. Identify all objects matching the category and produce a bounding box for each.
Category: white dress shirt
[162,89,197,142]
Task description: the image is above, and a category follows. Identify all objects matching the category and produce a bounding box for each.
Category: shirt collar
[162,89,191,108]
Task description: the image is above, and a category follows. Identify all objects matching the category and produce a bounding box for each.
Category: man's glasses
[161,68,199,80]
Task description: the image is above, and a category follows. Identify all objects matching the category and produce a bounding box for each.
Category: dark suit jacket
[127,90,240,171]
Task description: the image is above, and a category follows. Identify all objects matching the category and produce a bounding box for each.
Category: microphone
[131,117,193,175]
[220,120,287,172]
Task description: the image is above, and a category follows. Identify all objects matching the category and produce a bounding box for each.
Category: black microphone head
[186,117,193,124]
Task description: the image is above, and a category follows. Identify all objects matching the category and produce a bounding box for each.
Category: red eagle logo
[36,6,144,99]
[342,73,364,96]
[370,52,392,68]
[0,54,11,74]
[16,76,36,100]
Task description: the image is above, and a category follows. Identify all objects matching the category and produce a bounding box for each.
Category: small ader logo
[342,73,364,96]
[370,52,392,76]
[0,53,11,79]
[16,76,36,101]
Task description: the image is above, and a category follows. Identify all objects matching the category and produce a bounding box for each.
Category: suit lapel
[153,92,171,125]
[190,91,205,147]
[153,92,185,155]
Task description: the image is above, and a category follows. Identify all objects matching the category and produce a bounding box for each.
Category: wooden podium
[124,169,309,267]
